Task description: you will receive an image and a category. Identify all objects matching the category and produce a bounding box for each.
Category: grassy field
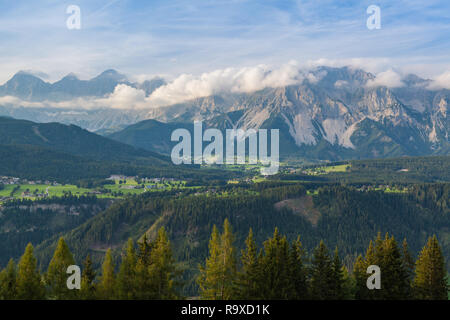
[0,178,188,202]
[374,186,408,193]
[304,164,351,175]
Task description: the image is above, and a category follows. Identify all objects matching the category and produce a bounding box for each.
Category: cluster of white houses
[0,176,20,185]
[0,176,61,186]
[106,175,178,184]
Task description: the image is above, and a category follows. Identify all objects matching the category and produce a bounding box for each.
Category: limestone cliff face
[1,66,449,160]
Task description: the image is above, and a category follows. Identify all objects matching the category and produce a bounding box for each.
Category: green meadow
[0,178,189,202]
[304,164,351,175]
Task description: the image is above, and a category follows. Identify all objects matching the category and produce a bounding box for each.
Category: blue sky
[0,0,449,83]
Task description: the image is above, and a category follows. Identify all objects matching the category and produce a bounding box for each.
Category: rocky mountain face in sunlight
[0,66,448,160]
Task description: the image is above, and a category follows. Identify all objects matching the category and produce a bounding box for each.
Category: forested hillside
[0,196,111,267]
[0,116,167,162]
[26,182,449,296]
[2,223,448,300]
[0,144,236,183]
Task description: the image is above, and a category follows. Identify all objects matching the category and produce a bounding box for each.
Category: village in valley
[0,175,185,204]
[1,162,408,206]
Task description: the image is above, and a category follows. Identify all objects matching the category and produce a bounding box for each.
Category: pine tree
[98,249,116,299]
[309,241,334,300]
[79,254,96,300]
[362,238,382,300]
[117,239,137,299]
[258,228,293,299]
[288,236,308,299]
[46,237,76,299]
[401,238,415,298]
[135,235,154,299]
[0,259,17,299]
[330,247,346,299]
[137,234,153,266]
[148,227,181,299]
[341,265,355,299]
[16,243,45,300]
[413,235,448,300]
[380,234,410,299]
[402,239,415,280]
[234,229,261,299]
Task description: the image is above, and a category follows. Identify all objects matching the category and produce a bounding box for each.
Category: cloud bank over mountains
[365,69,404,88]
[428,71,450,90]
[1,61,450,110]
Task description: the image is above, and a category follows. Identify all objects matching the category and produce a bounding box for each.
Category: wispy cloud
[0,0,449,83]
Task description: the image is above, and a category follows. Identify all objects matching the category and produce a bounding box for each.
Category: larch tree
[353,254,369,300]
[198,225,222,299]
[98,249,116,299]
[16,243,45,300]
[150,227,181,299]
[117,238,137,299]
[218,219,237,300]
[46,237,76,299]
[198,219,237,300]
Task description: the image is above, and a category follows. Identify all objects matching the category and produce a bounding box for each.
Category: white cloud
[334,80,349,88]
[427,70,450,90]
[365,69,404,88]
[101,84,147,109]
[0,96,47,108]
[1,62,308,109]
[146,61,305,107]
[5,62,450,111]
[0,62,306,109]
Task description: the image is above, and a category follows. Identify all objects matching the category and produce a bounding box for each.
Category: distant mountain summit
[0,69,164,102]
[0,66,448,161]
[112,67,449,160]
[0,71,51,100]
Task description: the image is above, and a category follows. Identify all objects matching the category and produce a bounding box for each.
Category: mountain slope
[138,68,449,160]
[0,116,169,163]
[108,119,193,155]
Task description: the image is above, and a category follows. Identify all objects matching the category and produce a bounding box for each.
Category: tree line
[0,227,180,300]
[0,220,448,300]
[198,220,448,300]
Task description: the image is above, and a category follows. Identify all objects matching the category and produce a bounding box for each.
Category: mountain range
[0,69,166,101]
[0,66,448,161]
